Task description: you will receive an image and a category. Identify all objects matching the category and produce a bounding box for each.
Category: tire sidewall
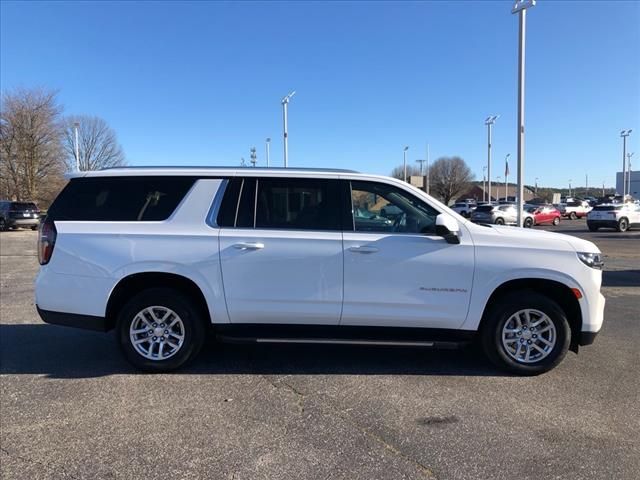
[618,218,628,232]
[116,288,205,372]
[482,292,571,375]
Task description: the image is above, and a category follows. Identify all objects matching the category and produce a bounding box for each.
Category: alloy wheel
[501,309,557,363]
[129,306,185,361]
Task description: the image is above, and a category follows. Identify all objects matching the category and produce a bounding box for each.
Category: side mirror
[435,214,460,244]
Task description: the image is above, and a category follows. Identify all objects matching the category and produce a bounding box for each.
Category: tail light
[38,218,57,265]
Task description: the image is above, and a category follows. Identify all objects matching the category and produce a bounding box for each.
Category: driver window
[350,181,439,234]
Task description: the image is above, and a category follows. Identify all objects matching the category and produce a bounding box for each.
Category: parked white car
[587,203,640,232]
[35,167,605,375]
[451,201,477,218]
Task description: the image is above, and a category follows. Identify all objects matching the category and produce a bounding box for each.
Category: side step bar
[217,335,467,349]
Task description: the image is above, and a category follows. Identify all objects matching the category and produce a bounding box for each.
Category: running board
[217,335,467,349]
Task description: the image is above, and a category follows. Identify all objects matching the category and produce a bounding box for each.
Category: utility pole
[535,177,539,197]
[585,173,588,196]
[485,115,499,202]
[282,91,296,167]
[73,121,80,171]
[250,147,257,167]
[403,146,409,182]
[568,179,572,198]
[620,130,632,196]
[265,138,271,167]
[602,181,605,198]
[512,0,536,227]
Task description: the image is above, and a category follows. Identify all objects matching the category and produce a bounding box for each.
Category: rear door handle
[348,245,379,254]
[233,242,265,250]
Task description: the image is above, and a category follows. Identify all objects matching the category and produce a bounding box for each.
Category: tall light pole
[425,143,431,195]
[627,152,635,196]
[482,166,487,201]
[620,129,632,196]
[602,180,605,198]
[504,153,511,201]
[585,173,588,196]
[568,179,572,198]
[282,91,296,167]
[485,115,499,202]
[73,121,80,171]
[403,146,409,182]
[265,138,271,167]
[512,0,535,227]
[535,177,539,197]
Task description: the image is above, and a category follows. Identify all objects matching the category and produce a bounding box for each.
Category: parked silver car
[470,204,534,226]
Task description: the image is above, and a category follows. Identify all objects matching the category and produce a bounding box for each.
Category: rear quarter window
[47,176,196,221]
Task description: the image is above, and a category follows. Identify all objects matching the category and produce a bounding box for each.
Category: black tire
[495,217,505,225]
[616,218,629,232]
[552,217,560,226]
[0,218,6,231]
[31,225,38,231]
[524,217,534,228]
[480,291,571,375]
[116,288,206,372]
[569,212,577,220]
[587,223,598,232]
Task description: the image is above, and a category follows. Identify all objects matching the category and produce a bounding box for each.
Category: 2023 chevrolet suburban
[35,167,605,375]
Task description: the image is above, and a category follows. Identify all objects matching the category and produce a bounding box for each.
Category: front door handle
[233,242,265,250]
[348,245,379,254]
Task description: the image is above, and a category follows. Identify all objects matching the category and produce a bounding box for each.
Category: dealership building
[616,171,640,198]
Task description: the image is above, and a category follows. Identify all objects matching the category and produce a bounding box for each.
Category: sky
[1,0,639,188]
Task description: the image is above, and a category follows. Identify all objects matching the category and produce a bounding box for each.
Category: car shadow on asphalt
[602,269,640,287]
[0,324,510,379]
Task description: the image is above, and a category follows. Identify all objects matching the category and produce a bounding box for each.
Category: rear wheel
[552,217,560,226]
[0,218,6,231]
[481,291,570,375]
[31,225,38,231]
[495,217,505,225]
[569,212,577,220]
[116,288,206,372]
[524,217,534,228]
[617,218,629,232]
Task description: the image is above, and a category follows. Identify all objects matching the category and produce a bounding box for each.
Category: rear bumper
[7,218,39,227]
[587,220,618,228]
[36,306,108,332]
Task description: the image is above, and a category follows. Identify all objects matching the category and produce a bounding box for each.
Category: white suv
[35,167,605,375]
[587,203,640,232]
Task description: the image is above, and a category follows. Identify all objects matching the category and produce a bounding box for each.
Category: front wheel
[0,218,6,231]
[524,217,534,228]
[481,291,570,375]
[552,217,560,226]
[495,217,505,225]
[116,288,206,372]
[569,212,577,220]
[617,218,629,232]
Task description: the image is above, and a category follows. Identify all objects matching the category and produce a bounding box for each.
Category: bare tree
[390,164,422,180]
[62,115,125,171]
[0,88,65,203]
[428,156,474,205]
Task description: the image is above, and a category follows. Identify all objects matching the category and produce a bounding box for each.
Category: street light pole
[483,166,487,201]
[403,146,409,182]
[265,138,271,167]
[426,143,430,195]
[620,130,632,196]
[627,152,635,196]
[504,153,511,201]
[569,179,572,198]
[485,115,499,202]
[512,0,535,227]
[73,121,80,171]
[282,91,296,167]
[535,177,539,197]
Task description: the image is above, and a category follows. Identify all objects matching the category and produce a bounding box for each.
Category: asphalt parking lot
[1,221,639,480]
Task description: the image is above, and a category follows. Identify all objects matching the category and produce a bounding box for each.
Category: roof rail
[99,166,360,174]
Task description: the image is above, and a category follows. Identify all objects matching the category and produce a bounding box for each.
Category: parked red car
[524,204,561,227]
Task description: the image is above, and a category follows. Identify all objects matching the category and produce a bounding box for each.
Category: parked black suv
[0,201,41,231]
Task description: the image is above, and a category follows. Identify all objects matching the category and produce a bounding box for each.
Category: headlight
[577,252,604,270]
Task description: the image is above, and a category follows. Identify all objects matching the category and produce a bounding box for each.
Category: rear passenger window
[236,178,256,228]
[47,177,196,221]
[216,178,242,227]
[255,178,341,230]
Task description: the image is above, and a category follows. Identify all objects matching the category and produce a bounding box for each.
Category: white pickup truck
[558,200,592,220]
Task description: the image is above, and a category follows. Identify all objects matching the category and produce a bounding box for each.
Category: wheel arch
[479,278,583,353]
[105,272,212,332]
